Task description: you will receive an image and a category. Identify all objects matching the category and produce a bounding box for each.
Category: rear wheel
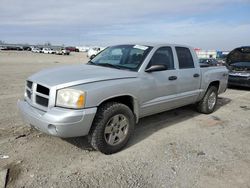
[197,86,218,114]
[88,102,135,154]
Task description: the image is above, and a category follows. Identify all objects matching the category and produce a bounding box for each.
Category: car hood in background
[228,61,250,66]
[229,61,250,72]
[29,64,138,88]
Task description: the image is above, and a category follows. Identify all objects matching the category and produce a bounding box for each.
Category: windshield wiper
[87,60,97,65]
[87,62,131,71]
[98,63,122,69]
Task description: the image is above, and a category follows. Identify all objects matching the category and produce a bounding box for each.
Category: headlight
[56,88,85,109]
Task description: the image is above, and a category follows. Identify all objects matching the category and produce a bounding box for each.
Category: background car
[22,46,31,51]
[0,46,23,51]
[55,48,70,55]
[87,47,101,59]
[31,47,42,53]
[65,46,79,52]
[0,46,6,50]
[226,46,250,87]
[199,58,221,66]
[42,48,55,54]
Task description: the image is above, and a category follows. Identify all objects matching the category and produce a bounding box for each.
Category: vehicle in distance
[199,58,221,67]
[0,46,23,51]
[22,46,32,51]
[87,47,102,59]
[65,46,80,52]
[0,46,6,50]
[42,48,55,54]
[76,46,90,52]
[55,48,70,55]
[17,44,228,154]
[226,46,250,87]
[31,47,42,53]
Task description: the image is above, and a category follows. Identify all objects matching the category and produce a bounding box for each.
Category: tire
[88,102,135,154]
[196,86,218,114]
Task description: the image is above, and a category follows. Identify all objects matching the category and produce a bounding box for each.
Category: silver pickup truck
[18,44,228,154]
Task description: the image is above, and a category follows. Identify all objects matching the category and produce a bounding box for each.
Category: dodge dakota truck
[18,44,228,154]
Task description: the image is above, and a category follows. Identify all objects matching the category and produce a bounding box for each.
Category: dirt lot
[0,51,250,188]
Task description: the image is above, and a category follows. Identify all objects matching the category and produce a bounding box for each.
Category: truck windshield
[88,45,152,71]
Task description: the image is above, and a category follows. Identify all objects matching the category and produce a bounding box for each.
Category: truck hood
[29,64,138,88]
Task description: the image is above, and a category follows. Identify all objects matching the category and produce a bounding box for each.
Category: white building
[195,48,217,59]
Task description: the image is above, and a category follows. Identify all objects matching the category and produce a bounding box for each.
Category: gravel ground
[0,51,250,188]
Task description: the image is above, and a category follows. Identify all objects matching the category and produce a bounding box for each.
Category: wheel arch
[97,95,140,123]
[208,80,220,91]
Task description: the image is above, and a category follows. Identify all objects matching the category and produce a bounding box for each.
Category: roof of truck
[113,43,194,49]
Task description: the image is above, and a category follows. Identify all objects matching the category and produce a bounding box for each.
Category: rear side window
[148,47,174,70]
[175,47,194,69]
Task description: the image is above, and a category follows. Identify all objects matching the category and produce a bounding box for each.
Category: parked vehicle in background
[31,47,42,53]
[18,43,228,154]
[23,46,32,51]
[0,46,6,50]
[42,48,55,54]
[76,46,90,52]
[55,48,70,55]
[1,46,23,51]
[226,46,250,87]
[65,46,80,52]
[87,47,102,59]
[199,58,221,67]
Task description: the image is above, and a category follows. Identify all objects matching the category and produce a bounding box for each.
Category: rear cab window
[175,47,194,69]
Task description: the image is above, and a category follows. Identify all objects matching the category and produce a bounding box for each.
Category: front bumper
[17,100,97,138]
[228,75,250,87]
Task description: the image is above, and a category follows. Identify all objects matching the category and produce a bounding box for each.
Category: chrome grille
[25,81,50,109]
[27,80,33,89]
[36,95,49,107]
[37,84,50,95]
[26,89,32,99]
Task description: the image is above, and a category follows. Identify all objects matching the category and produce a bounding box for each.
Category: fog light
[48,124,58,135]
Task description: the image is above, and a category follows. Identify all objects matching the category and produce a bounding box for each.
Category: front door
[140,46,179,117]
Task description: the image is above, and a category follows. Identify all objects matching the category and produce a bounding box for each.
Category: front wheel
[88,102,135,154]
[196,86,218,114]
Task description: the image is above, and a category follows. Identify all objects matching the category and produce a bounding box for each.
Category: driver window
[148,47,174,70]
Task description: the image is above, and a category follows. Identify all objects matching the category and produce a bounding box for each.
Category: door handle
[168,76,177,80]
[193,73,200,78]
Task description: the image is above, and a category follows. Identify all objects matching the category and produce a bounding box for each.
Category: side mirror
[145,64,167,73]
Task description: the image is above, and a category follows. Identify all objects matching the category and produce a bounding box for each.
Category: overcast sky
[0,0,250,50]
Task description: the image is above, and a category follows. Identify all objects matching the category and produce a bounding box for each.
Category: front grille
[229,76,250,86]
[229,75,248,80]
[26,89,32,99]
[27,80,33,89]
[36,95,49,107]
[37,84,50,95]
[25,81,50,109]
